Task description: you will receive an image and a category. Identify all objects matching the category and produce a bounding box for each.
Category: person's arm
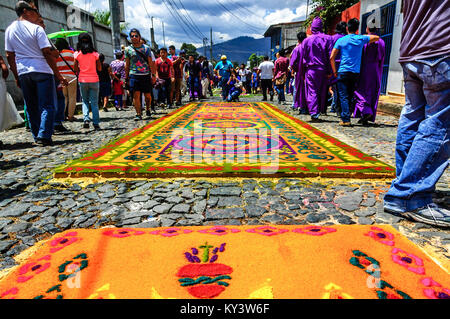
[170,61,175,82]
[42,47,68,86]
[330,48,339,77]
[148,55,156,76]
[73,59,79,74]
[368,34,380,44]
[125,57,130,82]
[96,59,102,72]
[0,55,9,80]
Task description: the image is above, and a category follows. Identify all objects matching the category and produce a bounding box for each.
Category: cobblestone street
[0,94,449,272]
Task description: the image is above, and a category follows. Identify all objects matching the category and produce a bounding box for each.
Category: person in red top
[55,38,77,122]
[155,47,175,108]
[273,48,290,105]
[169,45,184,106]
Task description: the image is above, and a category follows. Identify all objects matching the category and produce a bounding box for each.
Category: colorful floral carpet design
[55,102,394,179]
[1,225,449,299]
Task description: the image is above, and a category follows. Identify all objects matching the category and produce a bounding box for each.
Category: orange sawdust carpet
[1,225,449,299]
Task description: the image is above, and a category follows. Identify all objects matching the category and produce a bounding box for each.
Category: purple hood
[311,17,324,34]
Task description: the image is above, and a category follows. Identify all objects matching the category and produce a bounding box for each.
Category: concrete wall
[0,0,129,106]
[359,0,404,93]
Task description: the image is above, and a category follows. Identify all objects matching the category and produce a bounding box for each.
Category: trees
[248,53,264,69]
[92,9,129,32]
[180,43,199,59]
[304,0,359,33]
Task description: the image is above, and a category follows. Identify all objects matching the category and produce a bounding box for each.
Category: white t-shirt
[238,69,249,82]
[258,61,275,80]
[5,20,53,76]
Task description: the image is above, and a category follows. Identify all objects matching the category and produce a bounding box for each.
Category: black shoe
[103,107,108,112]
[35,138,53,146]
[146,109,151,117]
[93,124,101,131]
[0,152,3,159]
[54,124,69,133]
[83,121,90,129]
[310,117,324,123]
[175,102,182,106]
[262,98,267,101]
[134,115,142,121]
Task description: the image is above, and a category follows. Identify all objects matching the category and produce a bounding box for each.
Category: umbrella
[47,29,87,40]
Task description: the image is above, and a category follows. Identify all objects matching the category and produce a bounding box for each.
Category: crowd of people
[0,1,448,227]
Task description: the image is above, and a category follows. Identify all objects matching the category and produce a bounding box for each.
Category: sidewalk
[378,93,405,116]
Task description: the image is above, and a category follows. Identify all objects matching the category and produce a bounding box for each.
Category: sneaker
[103,107,108,112]
[310,117,323,123]
[134,115,142,121]
[83,121,90,129]
[405,204,450,228]
[339,121,352,127]
[146,109,151,117]
[93,124,101,131]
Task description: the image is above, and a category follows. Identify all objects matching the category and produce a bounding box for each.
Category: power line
[161,0,199,43]
[177,0,207,39]
[213,0,265,33]
[166,0,205,41]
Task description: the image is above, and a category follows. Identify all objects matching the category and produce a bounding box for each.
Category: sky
[72,0,309,49]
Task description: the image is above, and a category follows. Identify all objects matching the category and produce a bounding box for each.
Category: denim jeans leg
[19,73,39,139]
[384,57,450,212]
[79,82,91,123]
[337,75,351,122]
[35,73,56,139]
[89,82,100,125]
[54,87,66,126]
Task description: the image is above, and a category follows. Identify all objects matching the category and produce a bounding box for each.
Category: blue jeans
[79,82,100,125]
[275,84,285,102]
[337,72,359,122]
[227,88,241,102]
[330,84,338,112]
[220,78,230,101]
[18,72,56,140]
[384,56,450,213]
[55,81,66,126]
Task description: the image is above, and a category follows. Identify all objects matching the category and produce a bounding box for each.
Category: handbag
[275,73,287,86]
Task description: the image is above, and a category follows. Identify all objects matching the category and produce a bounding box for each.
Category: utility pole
[150,16,157,51]
[162,21,166,48]
[109,0,121,52]
[210,27,213,61]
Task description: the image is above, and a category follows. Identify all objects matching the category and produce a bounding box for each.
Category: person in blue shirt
[226,70,242,102]
[330,18,379,126]
[214,55,234,101]
[251,68,259,94]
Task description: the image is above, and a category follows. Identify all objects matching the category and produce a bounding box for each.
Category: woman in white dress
[0,54,24,158]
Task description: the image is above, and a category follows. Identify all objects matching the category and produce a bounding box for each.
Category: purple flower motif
[210,255,218,263]
[212,248,219,255]
[184,252,195,263]
[192,256,201,263]
[219,243,226,252]
[192,248,199,255]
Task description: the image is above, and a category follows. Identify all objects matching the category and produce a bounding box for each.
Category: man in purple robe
[290,31,307,112]
[300,17,333,122]
[353,27,386,125]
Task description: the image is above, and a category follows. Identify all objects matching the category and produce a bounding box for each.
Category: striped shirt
[56,49,76,78]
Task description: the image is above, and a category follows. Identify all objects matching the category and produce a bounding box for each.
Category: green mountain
[198,36,270,64]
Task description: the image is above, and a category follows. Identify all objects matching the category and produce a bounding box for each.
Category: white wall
[360,0,404,93]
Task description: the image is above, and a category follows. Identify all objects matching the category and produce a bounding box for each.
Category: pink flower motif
[49,232,81,253]
[365,227,395,246]
[292,226,337,236]
[246,226,289,236]
[103,228,145,238]
[421,278,450,299]
[17,255,51,283]
[391,248,425,275]
[149,227,193,237]
[0,287,19,299]
[198,226,241,236]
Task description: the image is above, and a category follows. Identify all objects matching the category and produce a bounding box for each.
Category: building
[264,21,306,60]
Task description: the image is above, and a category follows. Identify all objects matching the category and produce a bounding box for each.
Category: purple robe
[301,17,333,116]
[353,37,386,122]
[290,43,307,110]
